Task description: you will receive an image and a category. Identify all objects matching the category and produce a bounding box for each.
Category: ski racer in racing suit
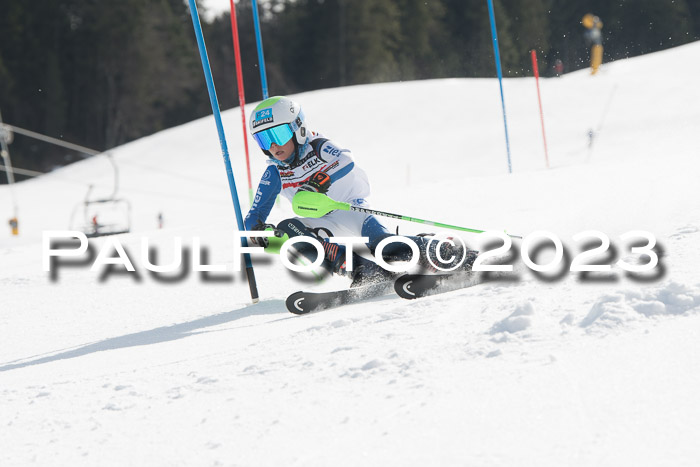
[243,96,475,286]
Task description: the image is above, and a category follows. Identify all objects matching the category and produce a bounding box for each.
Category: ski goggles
[252,124,294,151]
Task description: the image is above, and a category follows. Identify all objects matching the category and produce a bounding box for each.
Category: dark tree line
[1,0,698,179]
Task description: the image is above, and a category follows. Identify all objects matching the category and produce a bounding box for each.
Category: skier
[243,96,476,286]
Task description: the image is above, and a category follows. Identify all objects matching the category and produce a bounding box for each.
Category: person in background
[582,14,604,75]
[8,217,18,236]
[553,59,564,77]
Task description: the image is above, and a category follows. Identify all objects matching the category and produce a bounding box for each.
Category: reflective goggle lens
[252,124,294,150]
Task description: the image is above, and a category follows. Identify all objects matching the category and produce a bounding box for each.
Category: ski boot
[333,252,398,288]
[414,232,478,274]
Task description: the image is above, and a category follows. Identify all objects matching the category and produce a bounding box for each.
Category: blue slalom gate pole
[188,0,259,303]
[487,0,513,174]
[250,0,269,99]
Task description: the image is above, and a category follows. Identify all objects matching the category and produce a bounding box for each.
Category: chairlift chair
[68,153,133,237]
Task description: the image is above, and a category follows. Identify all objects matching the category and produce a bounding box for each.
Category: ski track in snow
[2,42,700,466]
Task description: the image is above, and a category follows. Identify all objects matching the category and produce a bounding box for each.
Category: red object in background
[530,50,550,169]
[554,59,564,76]
[229,0,253,201]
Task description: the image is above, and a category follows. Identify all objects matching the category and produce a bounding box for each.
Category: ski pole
[293,191,522,239]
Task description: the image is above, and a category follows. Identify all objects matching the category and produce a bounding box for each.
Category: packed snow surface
[1,42,700,466]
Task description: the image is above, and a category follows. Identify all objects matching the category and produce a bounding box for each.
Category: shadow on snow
[0,299,286,373]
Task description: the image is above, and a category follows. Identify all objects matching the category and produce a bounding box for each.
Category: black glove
[250,220,276,248]
[297,171,331,194]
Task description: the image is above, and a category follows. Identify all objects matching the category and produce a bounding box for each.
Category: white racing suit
[244,133,378,238]
[243,133,474,280]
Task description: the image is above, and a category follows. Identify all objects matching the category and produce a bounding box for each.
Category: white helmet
[249,96,307,154]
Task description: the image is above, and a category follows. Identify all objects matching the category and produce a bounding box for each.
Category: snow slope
[1,42,700,466]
